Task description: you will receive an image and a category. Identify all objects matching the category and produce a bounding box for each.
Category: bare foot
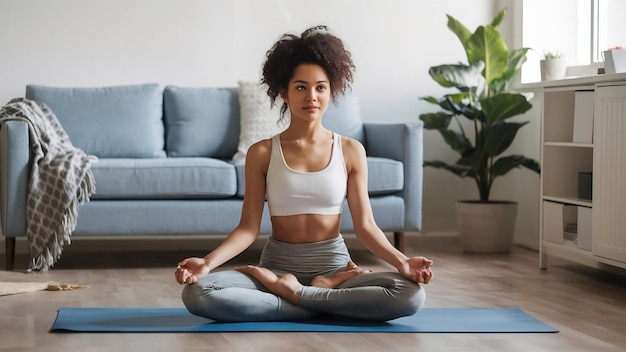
[310,261,371,289]
[235,265,303,305]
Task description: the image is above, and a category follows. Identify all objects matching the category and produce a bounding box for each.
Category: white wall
[0,0,540,249]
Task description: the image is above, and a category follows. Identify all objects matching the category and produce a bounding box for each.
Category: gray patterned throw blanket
[0,98,97,271]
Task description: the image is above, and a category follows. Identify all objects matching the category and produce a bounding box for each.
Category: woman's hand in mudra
[399,256,434,284]
[175,257,210,285]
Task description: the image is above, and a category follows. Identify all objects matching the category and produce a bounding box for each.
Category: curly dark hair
[261,25,356,120]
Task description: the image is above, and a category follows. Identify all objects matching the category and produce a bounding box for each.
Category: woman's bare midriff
[270,213,342,243]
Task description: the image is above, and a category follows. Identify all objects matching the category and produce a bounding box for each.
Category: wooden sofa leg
[394,231,405,253]
[5,237,15,271]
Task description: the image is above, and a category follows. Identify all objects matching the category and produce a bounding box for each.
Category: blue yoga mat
[51,307,557,333]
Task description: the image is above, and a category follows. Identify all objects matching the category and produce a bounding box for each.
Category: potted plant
[419,9,540,253]
[540,50,566,80]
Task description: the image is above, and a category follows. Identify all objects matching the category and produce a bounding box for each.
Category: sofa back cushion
[323,91,364,143]
[233,81,286,160]
[163,86,240,158]
[25,84,165,158]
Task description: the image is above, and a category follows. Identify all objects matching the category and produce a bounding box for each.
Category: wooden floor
[1,235,626,352]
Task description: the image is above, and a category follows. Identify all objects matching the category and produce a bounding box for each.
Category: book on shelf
[576,206,592,251]
[572,90,594,143]
[542,201,577,245]
[564,222,577,242]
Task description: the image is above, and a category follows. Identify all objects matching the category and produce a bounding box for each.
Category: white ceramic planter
[540,58,566,81]
[456,201,518,253]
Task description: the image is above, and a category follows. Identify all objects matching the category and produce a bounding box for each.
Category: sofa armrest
[363,121,423,230]
[0,120,30,238]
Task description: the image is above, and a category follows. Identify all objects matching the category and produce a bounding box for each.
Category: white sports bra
[266,133,347,216]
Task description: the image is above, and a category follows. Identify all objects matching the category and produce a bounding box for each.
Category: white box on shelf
[576,206,592,251]
[603,50,626,74]
[573,90,594,143]
[543,201,577,244]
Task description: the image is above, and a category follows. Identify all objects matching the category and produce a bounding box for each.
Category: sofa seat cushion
[90,158,236,199]
[233,156,403,198]
[25,84,165,158]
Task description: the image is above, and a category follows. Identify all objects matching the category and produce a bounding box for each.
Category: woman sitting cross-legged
[174,25,434,322]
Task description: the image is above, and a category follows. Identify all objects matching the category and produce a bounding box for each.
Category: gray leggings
[181,235,425,322]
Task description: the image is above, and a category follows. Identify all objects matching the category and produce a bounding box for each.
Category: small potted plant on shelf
[540,50,566,80]
[419,8,541,253]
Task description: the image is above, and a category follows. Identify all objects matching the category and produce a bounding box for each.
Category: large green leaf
[424,160,472,178]
[421,96,440,105]
[491,155,541,176]
[428,63,485,92]
[420,112,473,154]
[481,122,528,157]
[520,157,541,173]
[465,26,508,86]
[444,94,476,117]
[422,94,480,122]
[419,112,453,130]
[490,9,506,27]
[506,48,530,78]
[490,48,530,94]
[447,14,472,56]
[458,150,484,168]
[461,103,484,122]
[440,129,473,154]
[433,95,458,114]
[481,93,532,124]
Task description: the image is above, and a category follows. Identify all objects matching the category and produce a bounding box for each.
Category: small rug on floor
[50,307,558,333]
[0,271,88,296]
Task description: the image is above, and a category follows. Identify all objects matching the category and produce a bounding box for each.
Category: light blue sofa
[0,83,423,270]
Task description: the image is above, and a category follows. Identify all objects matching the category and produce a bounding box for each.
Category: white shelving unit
[539,73,626,271]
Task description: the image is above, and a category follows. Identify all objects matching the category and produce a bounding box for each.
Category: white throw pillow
[234,81,286,160]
